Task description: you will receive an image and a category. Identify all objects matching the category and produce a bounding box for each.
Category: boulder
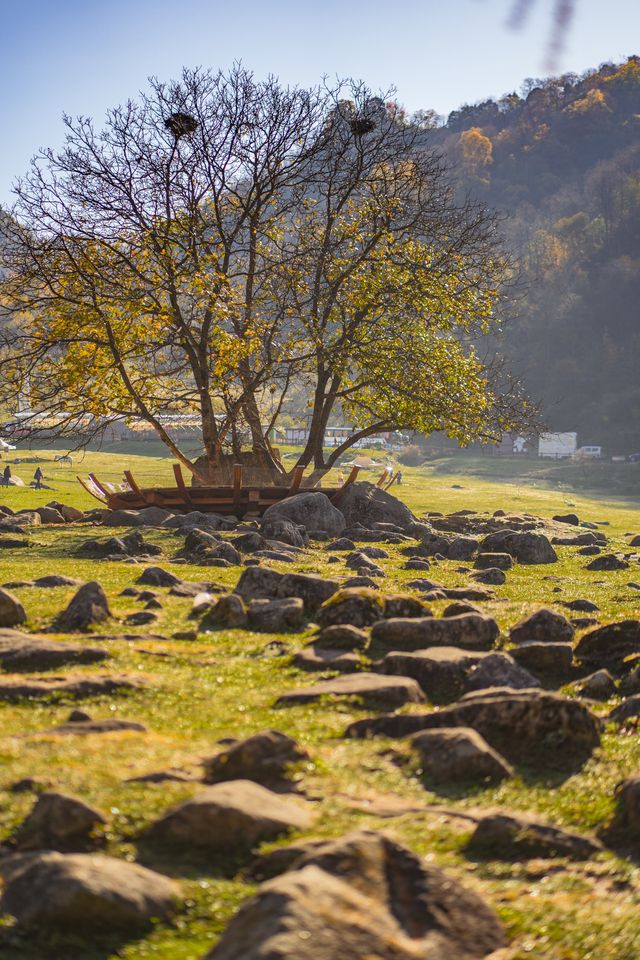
[347,689,601,769]
[146,780,314,853]
[603,777,640,845]
[575,669,617,700]
[205,830,506,960]
[586,554,629,571]
[370,614,500,652]
[101,509,146,526]
[292,645,361,672]
[48,717,147,736]
[608,694,640,723]
[275,573,340,614]
[574,620,640,668]
[509,608,575,645]
[234,566,284,601]
[12,791,107,851]
[465,652,540,692]
[276,672,424,708]
[379,647,498,705]
[471,567,506,586]
[55,582,111,631]
[164,511,235,532]
[262,492,345,537]
[261,517,307,548]
[0,674,144,702]
[201,594,248,630]
[35,505,65,524]
[467,812,602,860]
[474,552,513,571]
[316,587,385,628]
[313,624,368,650]
[136,506,175,526]
[337,482,414,529]
[553,513,580,526]
[510,642,574,678]
[247,598,305,632]
[136,567,183,588]
[383,595,430,619]
[203,731,309,786]
[480,530,557,564]
[411,728,513,784]
[0,587,26,628]
[33,574,83,588]
[326,537,356,551]
[0,852,180,932]
[0,631,109,671]
[446,536,480,560]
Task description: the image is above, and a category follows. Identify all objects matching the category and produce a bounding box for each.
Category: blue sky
[1,0,638,204]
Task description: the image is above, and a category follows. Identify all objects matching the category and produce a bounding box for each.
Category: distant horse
[54,454,73,465]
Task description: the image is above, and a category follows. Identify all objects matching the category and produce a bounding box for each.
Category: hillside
[416,56,640,452]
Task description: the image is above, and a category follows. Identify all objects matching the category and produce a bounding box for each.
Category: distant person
[2,465,11,485]
[34,466,44,489]
[396,471,403,485]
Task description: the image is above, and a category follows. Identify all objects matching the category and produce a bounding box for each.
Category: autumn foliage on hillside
[419,57,640,451]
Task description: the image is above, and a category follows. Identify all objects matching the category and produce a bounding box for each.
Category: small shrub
[398,445,424,466]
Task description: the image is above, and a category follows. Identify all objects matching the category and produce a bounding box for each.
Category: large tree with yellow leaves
[0,67,532,483]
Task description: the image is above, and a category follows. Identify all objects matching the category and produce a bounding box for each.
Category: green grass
[0,450,639,958]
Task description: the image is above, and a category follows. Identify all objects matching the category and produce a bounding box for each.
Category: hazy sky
[1,0,638,204]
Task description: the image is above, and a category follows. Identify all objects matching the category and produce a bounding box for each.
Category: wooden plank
[330,465,360,504]
[88,473,112,500]
[288,466,305,496]
[76,475,107,504]
[173,464,194,507]
[233,463,243,511]
[376,468,392,488]
[384,471,399,490]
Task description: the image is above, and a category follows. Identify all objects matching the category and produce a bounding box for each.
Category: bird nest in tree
[164,112,198,138]
[350,117,376,136]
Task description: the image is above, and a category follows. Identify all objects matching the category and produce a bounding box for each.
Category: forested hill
[419,56,640,452]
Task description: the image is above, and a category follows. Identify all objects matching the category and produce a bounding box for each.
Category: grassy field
[0,448,639,958]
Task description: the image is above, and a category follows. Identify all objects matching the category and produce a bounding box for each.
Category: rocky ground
[0,481,639,958]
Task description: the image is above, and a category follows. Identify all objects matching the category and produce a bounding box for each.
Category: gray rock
[379,647,496,705]
[509,608,575,645]
[205,830,506,960]
[411,728,513,783]
[55,582,111,631]
[574,620,640,668]
[337,481,414,529]
[0,588,26,628]
[471,567,506,586]
[467,812,602,860]
[136,567,183,588]
[147,780,314,852]
[465,652,540,692]
[164,511,235,532]
[326,537,356,551]
[347,689,601,769]
[275,573,340,614]
[261,517,307,547]
[0,674,144,702]
[370,614,500,652]
[608,694,640,723]
[101,509,147,526]
[480,530,557,564]
[510,642,574,677]
[262,492,345,537]
[576,669,617,700]
[292,645,361,672]
[35,506,65,524]
[0,852,180,931]
[313,624,368,650]
[203,731,309,786]
[33,575,83,588]
[474,552,513,571]
[276,672,424,708]
[12,791,107,851]
[201,594,248,630]
[0,630,109,671]
[603,777,640,845]
[48,718,147,736]
[234,566,284,601]
[136,506,175,526]
[316,587,386,628]
[247,598,305,632]
[383,595,431,619]
[586,554,629,571]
